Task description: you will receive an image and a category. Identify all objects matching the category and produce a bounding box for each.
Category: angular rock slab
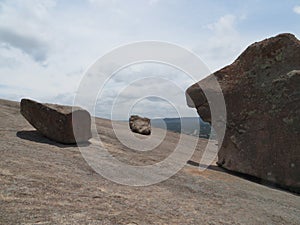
[129,115,151,135]
[21,99,92,144]
[186,33,300,192]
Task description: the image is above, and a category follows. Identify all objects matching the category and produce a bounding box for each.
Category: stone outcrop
[129,115,151,135]
[186,33,300,192]
[20,98,92,144]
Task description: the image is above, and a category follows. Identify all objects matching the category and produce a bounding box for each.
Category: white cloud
[193,14,245,71]
[293,5,300,14]
[0,27,49,61]
[0,0,55,62]
[148,0,160,6]
[0,0,107,104]
[0,44,81,101]
[0,1,244,119]
[207,14,238,36]
[95,63,199,119]
[1,1,299,120]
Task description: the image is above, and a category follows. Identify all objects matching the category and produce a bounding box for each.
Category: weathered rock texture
[129,115,151,135]
[20,98,92,144]
[186,33,300,192]
[2,98,300,224]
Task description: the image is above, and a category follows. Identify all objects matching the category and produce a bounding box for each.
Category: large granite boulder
[129,115,151,135]
[186,33,300,192]
[21,99,92,144]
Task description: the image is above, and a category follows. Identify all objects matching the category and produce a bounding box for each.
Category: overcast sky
[1,0,300,119]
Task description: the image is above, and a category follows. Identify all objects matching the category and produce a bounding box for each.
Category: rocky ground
[0,99,299,225]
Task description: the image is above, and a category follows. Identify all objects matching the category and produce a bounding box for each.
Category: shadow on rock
[16,130,91,148]
[187,160,300,195]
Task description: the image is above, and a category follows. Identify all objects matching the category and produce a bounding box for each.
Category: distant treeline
[151,117,215,139]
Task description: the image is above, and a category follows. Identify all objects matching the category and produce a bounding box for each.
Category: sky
[0,0,300,119]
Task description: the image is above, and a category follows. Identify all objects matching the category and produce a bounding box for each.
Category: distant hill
[151,117,214,139]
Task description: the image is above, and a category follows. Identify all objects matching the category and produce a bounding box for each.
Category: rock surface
[129,115,151,135]
[20,98,92,144]
[186,33,300,193]
[1,98,300,224]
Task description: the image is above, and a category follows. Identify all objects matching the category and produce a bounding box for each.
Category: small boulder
[20,98,92,144]
[129,115,151,135]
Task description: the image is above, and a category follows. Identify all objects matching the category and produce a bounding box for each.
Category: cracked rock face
[21,99,92,144]
[186,33,300,192]
[129,115,151,135]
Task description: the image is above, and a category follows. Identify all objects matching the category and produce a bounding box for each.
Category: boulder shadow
[187,160,299,195]
[16,130,91,148]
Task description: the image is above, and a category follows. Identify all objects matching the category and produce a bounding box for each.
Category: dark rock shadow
[16,130,91,148]
[187,160,300,195]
